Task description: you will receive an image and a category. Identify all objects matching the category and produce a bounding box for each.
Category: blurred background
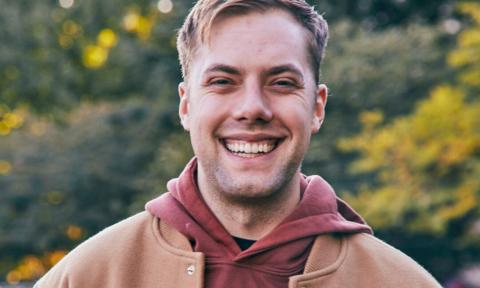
[0,0,479,286]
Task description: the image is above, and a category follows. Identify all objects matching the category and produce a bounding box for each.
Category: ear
[178,82,190,131]
[311,84,328,134]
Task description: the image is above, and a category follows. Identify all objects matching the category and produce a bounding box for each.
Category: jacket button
[186,264,195,275]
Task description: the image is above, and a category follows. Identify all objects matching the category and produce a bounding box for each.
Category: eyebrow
[202,63,304,80]
[204,64,241,75]
[264,64,304,80]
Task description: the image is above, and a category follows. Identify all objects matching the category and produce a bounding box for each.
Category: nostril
[233,101,273,123]
[232,85,273,122]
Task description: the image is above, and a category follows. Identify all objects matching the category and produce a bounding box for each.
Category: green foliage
[314,0,456,29]
[304,21,449,192]
[0,0,184,117]
[448,2,480,90]
[0,99,191,277]
[338,2,480,281]
[339,85,480,233]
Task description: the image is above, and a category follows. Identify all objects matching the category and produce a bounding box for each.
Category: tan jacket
[36,212,441,287]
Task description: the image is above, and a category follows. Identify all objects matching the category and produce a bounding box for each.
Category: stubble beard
[199,155,303,207]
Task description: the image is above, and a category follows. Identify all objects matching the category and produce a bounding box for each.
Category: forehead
[190,9,312,78]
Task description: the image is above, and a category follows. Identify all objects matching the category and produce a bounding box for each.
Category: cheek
[188,99,228,139]
[274,101,313,131]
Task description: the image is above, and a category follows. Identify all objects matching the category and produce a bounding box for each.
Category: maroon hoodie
[146,158,372,287]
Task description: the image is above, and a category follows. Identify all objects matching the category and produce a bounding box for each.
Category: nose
[232,81,273,123]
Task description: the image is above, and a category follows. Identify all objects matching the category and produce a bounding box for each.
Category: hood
[145,158,372,286]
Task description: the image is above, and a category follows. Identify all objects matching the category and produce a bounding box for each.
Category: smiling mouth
[221,139,281,158]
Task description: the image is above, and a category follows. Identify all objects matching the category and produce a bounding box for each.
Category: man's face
[179,9,327,201]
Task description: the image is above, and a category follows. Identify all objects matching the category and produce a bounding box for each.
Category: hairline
[182,5,322,85]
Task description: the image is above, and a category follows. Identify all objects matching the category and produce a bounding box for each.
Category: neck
[197,170,301,240]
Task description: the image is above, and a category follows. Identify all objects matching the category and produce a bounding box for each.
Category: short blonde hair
[177,0,329,83]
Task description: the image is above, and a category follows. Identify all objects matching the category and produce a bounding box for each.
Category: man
[36,0,441,287]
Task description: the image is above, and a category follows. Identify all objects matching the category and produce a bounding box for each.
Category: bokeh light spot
[122,10,153,40]
[66,225,84,240]
[59,0,74,9]
[157,0,173,14]
[63,20,81,36]
[3,112,24,129]
[7,256,46,283]
[82,45,108,69]
[443,19,462,35]
[46,251,67,266]
[122,11,140,32]
[0,160,12,175]
[97,28,118,49]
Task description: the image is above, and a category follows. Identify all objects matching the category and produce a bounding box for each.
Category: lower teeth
[234,152,261,158]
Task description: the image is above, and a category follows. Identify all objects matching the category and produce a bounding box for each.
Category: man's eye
[209,78,232,86]
[273,79,296,87]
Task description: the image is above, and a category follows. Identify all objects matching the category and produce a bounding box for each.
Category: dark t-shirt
[232,236,256,251]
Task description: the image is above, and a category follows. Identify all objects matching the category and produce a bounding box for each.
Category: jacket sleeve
[34,258,71,288]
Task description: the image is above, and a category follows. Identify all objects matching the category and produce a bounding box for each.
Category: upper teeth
[226,142,275,154]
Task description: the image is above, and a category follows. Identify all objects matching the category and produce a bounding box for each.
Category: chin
[224,183,276,199]
[213,167,295,203]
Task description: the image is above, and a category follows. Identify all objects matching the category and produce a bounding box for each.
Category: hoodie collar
[146,157,372,260]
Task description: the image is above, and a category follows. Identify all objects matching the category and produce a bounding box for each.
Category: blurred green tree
[338,1,480,281]
[315,0,456,29]
[304,21,450,193]
[0,0,186,118]
[0,99,193,282]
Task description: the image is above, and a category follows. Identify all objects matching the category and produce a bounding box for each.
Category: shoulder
[66,211,155,258]
[343,233,441,286]
[35,212,156,287]
[36,211,202,288]
[346,233,426,268]
[297,233,441,287]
